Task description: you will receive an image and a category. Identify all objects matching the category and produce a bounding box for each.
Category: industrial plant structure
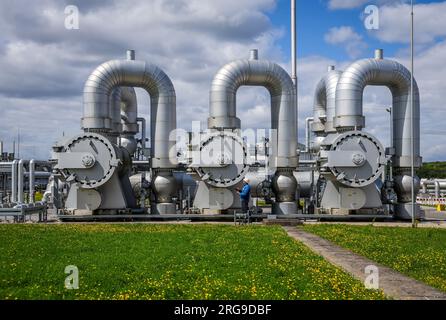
[0,4,430,223]
[0,45,409,221]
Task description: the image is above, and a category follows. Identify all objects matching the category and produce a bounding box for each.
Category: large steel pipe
[313,66,343,134]
[82,51,177,169]
[334,49,422,219]
[208,50,298,169]
[311,66,343,152]
[11,160,18,203]
[29,159,35,203]
[82,50,177,214]
[17,159,24,203]
[334,50,421,169]
[113,87,139,155]
[208,50,299,214]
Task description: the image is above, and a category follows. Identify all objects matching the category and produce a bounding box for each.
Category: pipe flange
[63,133,119,189]
[330,131,385,187]
[196,131,249,188]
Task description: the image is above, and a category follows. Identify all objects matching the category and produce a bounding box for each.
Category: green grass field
[0,224,385,300]
[302,224,446,293]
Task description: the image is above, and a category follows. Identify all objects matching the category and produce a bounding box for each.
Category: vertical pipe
[137,117,147,155]
[11,160,18,203]
[179,189,184,215]
[249,49,259,60]
[29,159,35,203]
[305,117,313,153]
[18,159,24,203]
[389,107,393,149]
[410,0,415,227]
[435,181,441,199]
[127,49,135,61]
[375,49,384,60]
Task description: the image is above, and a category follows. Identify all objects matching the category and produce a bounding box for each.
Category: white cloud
[297,39,446,162]
[324,26,367,58]
[394,40,446,162]
[0,0,284,159]
[329,0,370,9]
[328,0,405,10]
[0,0,445,164]
[368,2,446,44]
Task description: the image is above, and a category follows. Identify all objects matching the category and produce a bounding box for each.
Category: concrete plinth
[151,203,176,215]
[394,203,424,220]
[272,202,297,215]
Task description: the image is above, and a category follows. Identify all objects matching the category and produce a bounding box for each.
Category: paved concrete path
[284,227,446,300]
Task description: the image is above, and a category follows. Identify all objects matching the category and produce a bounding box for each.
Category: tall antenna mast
[291,0,298,143]
[410,0,415,227]
[17,128,21,159]
[291,0,297,86]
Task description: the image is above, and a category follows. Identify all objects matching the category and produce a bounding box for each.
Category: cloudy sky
[0,0,445,162]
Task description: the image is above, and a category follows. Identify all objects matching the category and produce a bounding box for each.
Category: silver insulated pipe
[17,159,24,203]
[120,87,138,136]
[11,160,18,203]
[208,50,299,215]
[334,49,422,219]
[313,66,343,134]
[208,50,298,169]
[111,86,138,155]
[82,50,177,169]
[334,49,421,169]
[29,159,35,203]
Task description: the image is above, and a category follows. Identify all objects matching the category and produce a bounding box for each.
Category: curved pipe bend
[334,55,421,168]
[208,56,298,168]
[82,59,177,168]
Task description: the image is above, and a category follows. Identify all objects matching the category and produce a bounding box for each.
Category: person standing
[238,178,251,214]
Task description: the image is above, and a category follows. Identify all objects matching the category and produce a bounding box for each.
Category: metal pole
[291,0,297,86]
[291,0,298,136]
[410,0,416,227]
[17,128,20,159]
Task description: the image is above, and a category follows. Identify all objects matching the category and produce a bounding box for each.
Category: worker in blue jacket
[238,178,251,214]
